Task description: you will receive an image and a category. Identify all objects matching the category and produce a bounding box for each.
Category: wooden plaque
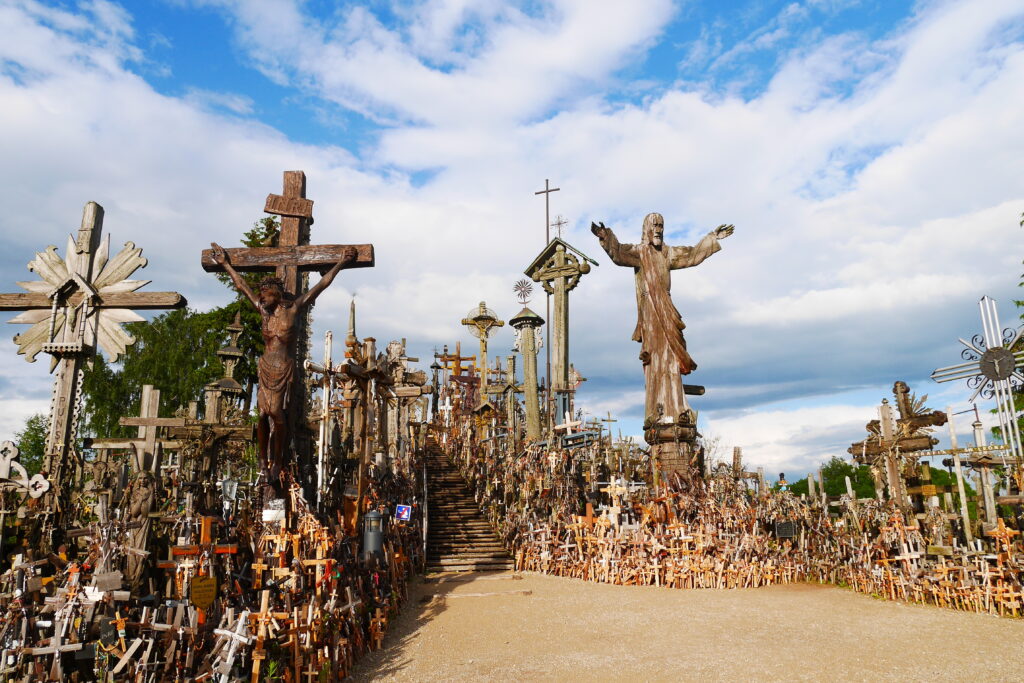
[98,617,118,648]
[190,576,217,611]
[265,194,314,219]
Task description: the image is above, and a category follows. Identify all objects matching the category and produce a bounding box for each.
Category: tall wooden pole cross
[0,202,186,524]
[201,171,374,493]
[200,171,375,290]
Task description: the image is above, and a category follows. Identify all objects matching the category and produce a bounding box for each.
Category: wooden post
[525,240,594,422]
[1,202,186,527]
[947,406,974,543]
[845,475,861,527]
[510,307,544,441]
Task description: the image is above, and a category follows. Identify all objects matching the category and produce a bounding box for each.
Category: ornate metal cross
[931,296,1023,462]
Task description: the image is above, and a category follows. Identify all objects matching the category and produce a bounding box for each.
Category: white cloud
[196,0,676,126]
[704,403,869,473]
[0,0,1021,469]
[184,88,255,115]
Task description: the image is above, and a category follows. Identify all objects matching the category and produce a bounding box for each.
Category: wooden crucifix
[202,171,374,492]
[0,202,186,528]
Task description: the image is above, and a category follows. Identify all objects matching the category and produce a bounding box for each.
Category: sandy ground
[349,572,1024,682]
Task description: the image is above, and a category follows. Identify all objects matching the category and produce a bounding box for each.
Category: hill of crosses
[0,169,1022,681]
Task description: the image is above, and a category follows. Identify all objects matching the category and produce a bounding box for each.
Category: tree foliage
[82,308,226,437]
[782,456,876,498]
[13,413,46,476]
[79,216,279,436]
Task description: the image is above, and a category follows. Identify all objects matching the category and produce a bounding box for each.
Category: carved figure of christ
[210,242,357,487]
[591,213,733,422]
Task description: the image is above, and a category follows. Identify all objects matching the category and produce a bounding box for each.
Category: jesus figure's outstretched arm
[667,224,734,270]
[296,246,359,308]
[591,221,640,268]
[210,243,260,308]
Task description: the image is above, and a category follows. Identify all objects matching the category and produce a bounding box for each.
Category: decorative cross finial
[513,279,533,305]
[551,215,568,239]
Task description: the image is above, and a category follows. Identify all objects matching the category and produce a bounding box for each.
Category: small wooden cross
[369,608,387,649]
[250,557,269,590]
[985,518,1020,554]
[248,590,273,683]
[436,342,476,378]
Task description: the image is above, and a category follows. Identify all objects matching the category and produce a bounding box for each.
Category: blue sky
[1,0,1022,477]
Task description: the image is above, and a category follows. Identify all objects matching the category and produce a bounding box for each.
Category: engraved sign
[190,575,217,611]
[265,194,314,219]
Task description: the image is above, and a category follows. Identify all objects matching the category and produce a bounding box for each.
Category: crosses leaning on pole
[0,201,186,532]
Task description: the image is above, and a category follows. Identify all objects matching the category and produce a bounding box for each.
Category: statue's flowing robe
[596,229,721,420]
[257,302,295,417]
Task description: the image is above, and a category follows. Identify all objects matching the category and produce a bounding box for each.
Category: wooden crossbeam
[200,244,374,274]
[0,291,185,311]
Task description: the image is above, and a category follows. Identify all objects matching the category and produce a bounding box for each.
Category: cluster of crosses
[0,171,432,680]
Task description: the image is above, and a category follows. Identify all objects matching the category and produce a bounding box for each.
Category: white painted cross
[213,609,252,681]
[555,411,582,433]
[304,329,337,510]
[439,396,453,426]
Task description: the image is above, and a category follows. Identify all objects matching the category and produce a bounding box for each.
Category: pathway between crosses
[351,572,1024,681]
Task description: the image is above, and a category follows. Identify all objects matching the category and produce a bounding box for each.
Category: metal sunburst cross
[513,278,533,305]
[930,296,1024,460]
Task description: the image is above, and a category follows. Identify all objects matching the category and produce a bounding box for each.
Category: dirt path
[350,572,1024,682]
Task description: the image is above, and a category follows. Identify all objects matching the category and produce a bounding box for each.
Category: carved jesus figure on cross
[210,243,358,488]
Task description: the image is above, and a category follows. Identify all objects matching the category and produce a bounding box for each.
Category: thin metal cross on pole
[535,179,560,244]
[552,215,568,239]
[535,179,560,430]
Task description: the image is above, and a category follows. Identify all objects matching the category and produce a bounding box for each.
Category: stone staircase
[425,446,513,573]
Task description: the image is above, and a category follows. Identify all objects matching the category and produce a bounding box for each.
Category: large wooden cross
[200,171,374,493]
[0,202,186,522]
[200,171,374,293]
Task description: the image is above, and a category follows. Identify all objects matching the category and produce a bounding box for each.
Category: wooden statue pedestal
[644,411,698,479]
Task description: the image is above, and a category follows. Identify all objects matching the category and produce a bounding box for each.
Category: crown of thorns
[259,276,285,292]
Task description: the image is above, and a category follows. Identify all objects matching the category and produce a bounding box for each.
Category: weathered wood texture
[264,194,314,220]
[0,291,186,311]
[200,245,375,273]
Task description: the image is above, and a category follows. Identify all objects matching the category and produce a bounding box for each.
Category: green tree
[79,216,280,436]
[13,413,47,476]
[779,456,876,498]
[82,308,227,438]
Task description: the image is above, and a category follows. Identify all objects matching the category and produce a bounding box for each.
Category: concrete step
[429,535,500,541]
[427,557,513,566]
[429,519,489,524]
[429,553,511,561]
